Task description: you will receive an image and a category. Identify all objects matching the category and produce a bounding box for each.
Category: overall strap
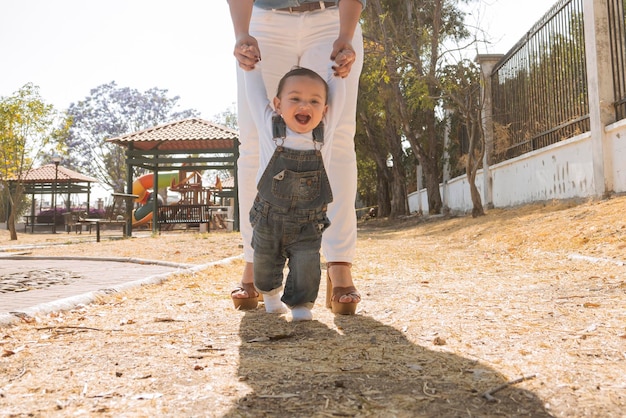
[312,122,325,151]
[272,115,286,150]
[272,114,325,151]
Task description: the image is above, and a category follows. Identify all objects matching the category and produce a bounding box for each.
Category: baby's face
[273,75,328,134]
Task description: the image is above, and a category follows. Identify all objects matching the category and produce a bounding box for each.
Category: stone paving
[0,257,188,316]
[1,267,80,293]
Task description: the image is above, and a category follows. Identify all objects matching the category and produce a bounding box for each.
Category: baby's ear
[273,96,281,113]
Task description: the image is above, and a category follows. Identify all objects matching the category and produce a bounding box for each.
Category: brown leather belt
[276,1,336,13]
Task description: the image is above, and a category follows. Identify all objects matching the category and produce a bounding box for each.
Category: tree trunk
[377,167,391,217]
[467,110,485,218]
[383,103,409,218]
[8,207,17,240]
[420,155,442,214]
[389,161,409,218]
[467,170,485,218]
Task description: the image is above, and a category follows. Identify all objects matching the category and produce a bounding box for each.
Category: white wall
[491,133,595,206]
[408,121,626,214]
[606,119,626,192]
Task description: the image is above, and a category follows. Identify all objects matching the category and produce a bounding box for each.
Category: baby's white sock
[263,293,288,314]
[291,306,313,321]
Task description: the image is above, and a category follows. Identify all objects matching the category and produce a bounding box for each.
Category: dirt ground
[0,196,625,417]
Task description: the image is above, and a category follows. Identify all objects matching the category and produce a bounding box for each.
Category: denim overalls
[250,124,333,308]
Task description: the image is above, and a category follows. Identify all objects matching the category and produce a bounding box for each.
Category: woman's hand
[233,34,261,71]
[330,38,356,78]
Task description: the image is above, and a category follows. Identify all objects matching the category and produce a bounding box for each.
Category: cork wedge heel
[325,262,361,315]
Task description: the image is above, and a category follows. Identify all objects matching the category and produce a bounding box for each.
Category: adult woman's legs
[232,8,363,310]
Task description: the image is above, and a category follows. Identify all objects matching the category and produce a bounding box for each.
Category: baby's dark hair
[276,67,329,104]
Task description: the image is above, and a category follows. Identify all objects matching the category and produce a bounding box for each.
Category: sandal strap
[327,263,360,303]
[332,286,361,302]
[231,283,259,299]
[327,261,352,268]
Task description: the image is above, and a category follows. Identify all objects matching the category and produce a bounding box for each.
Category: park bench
[156,204,231,232]
[80,193,137,242]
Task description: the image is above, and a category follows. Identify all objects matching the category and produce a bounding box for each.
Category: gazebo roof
[106,117,238,152]
[19,164,99,184]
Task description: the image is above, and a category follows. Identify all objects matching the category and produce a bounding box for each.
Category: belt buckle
[288,1,325,14]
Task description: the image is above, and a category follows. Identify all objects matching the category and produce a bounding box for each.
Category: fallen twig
[482,374,537,402]
[422,381,441,398]
[36,326,102,332]
[154,317,184,322]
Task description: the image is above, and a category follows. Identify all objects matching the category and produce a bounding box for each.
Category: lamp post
[51,153,62,234]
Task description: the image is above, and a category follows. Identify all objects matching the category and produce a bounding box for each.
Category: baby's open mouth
[295,114,311,124]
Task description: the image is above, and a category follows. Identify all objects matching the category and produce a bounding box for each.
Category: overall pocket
[271,169,321,201]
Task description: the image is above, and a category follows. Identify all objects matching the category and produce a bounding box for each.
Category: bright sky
[0,0,555,121]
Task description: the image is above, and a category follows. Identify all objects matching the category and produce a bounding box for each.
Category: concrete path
[1,258,188,312]
[0,251,214,327]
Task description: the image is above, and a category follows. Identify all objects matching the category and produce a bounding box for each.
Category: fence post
[584,0,616,196]
[475,54,503,209]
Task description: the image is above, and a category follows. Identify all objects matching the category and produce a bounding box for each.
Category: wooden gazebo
[106,118,239,234]
[9,164,99,232]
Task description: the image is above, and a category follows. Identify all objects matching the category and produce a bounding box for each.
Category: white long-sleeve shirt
[243,62,346,185]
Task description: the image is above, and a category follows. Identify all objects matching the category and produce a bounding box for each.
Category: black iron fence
[609,0,626,120]
[491,0,590,163]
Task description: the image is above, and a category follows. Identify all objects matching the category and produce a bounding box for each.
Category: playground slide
[131,197,156,227]
[131,172,178,227]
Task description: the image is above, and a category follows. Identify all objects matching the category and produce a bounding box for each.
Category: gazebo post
[152,159,159,235]
[51,154,61,234]
[125,152,134,237]
[86,183,91,216]
[30,192,36,233]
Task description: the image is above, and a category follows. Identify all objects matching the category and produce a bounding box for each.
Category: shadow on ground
[225,312,552,417]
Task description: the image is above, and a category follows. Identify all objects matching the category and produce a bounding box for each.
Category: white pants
[237,6,363,263]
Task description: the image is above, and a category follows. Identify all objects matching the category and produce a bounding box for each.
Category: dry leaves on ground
[0,196,625,417]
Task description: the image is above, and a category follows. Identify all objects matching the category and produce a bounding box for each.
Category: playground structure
[106,118,240,235]
[131,169,231,230]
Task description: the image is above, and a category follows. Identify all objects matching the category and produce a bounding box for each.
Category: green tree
[65,82,199,192]
[441,60,485,217]
[0,83,69,240]
[356,38,409,217]
[363,0,473,214]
